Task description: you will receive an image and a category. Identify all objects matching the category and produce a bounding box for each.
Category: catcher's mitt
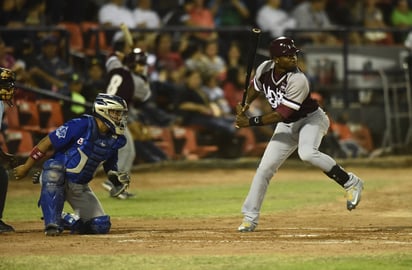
[107,170,130,197]
[0,148,18,169]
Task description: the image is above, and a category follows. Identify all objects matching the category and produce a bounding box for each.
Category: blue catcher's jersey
[48,115,126,184]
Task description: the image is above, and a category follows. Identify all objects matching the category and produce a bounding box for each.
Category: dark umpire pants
[0,164,8,219]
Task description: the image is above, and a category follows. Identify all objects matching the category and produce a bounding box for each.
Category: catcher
[13,94,130,236]
[0,67,18,233]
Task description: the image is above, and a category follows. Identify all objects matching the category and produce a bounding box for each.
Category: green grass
[4,179,342,221]
[2,171,411,269]
[1,254,412,270]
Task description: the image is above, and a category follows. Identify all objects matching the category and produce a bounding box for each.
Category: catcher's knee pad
[82,215,111,234]
[39,159,66,228]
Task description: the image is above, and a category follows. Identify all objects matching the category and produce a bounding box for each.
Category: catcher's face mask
[0,67,16,106]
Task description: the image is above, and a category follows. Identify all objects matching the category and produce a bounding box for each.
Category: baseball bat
[241,28,261,106]
[120,23,134,47]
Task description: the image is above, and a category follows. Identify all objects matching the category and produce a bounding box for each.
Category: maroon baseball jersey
[253,60,318,123]
[105,67,135,105]
[105,55,151,106]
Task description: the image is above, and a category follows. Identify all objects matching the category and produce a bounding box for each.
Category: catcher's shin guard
[61,212,82,233]
[39,160,65,229]
[80,215,111,234]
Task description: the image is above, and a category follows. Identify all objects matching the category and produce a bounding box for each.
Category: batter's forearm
[244,88,260,106]
[249,111,283,126]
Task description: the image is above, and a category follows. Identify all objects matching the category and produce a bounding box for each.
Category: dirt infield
[1,160,412,257]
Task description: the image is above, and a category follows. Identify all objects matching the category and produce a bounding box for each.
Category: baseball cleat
[0,220,14,233]
[345,173,364,211]
[44,224,62,236]
[238,221,257,232]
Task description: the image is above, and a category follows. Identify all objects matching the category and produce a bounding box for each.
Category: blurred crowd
[0,0,408,162]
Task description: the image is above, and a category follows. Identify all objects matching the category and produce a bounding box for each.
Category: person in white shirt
[98,0,135,28]
[256,0,296,38]
[132,0,161,29]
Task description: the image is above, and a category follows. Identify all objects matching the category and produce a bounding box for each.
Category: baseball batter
[103,47,151,199]
[236,37,364,232]
[13,94,130,236]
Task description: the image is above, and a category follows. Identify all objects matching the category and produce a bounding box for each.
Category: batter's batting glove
[107,170,130,197]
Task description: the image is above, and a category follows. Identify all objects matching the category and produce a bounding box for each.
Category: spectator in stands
[326,0,363,27]
[256,0,297,39]
[153,32,185,83]
[161,0,191,27]
[209,0,251,27]
[128,120,169,164]
[185,0,217,42]
[0,37,17,70]
[176,68,243,158]
[222,66,246,114]
[0,0,27,27]
[224,41,244,69]
[390,0,412,43]
[182,40,209,76]
[63,72,87,121]
[30,35,73,93]
[363,0,394,45]
[82,57,105,103]
[201,71,232,118]
[132,0,161,29]
[310,91,347,159]
[330,113,371,158]
[10,38,38,101]
[291,0,340,45]
[98,0,135,28]
[24,0,46,26]
[203,38,226,80]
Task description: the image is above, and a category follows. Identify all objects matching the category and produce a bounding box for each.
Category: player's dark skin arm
[236,86,284,128]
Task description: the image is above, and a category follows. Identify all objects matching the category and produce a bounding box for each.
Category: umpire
[0,67,18,233]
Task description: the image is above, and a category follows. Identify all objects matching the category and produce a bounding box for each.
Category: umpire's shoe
[345,173,364,211]
[0,220,14,233]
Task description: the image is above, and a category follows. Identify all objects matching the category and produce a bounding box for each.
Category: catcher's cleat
[345,173,364,211]
[0,220,14,233]
[238,221,257,232]
[44,224,62,236]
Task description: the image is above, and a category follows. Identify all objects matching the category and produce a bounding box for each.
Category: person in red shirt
[186,0,217,41]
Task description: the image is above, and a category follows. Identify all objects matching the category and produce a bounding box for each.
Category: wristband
[249,116,264,126]
[30,147,45,161]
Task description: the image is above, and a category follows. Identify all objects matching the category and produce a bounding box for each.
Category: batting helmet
[123,48,148,70]
[269,37,300,58]
[93,94,128,135]
[0,67,16,106]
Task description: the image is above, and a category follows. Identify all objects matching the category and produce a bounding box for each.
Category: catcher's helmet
[93,93,128,135]
[123,48,148,70]
[0,67,16,106]
[269,37,300,58]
